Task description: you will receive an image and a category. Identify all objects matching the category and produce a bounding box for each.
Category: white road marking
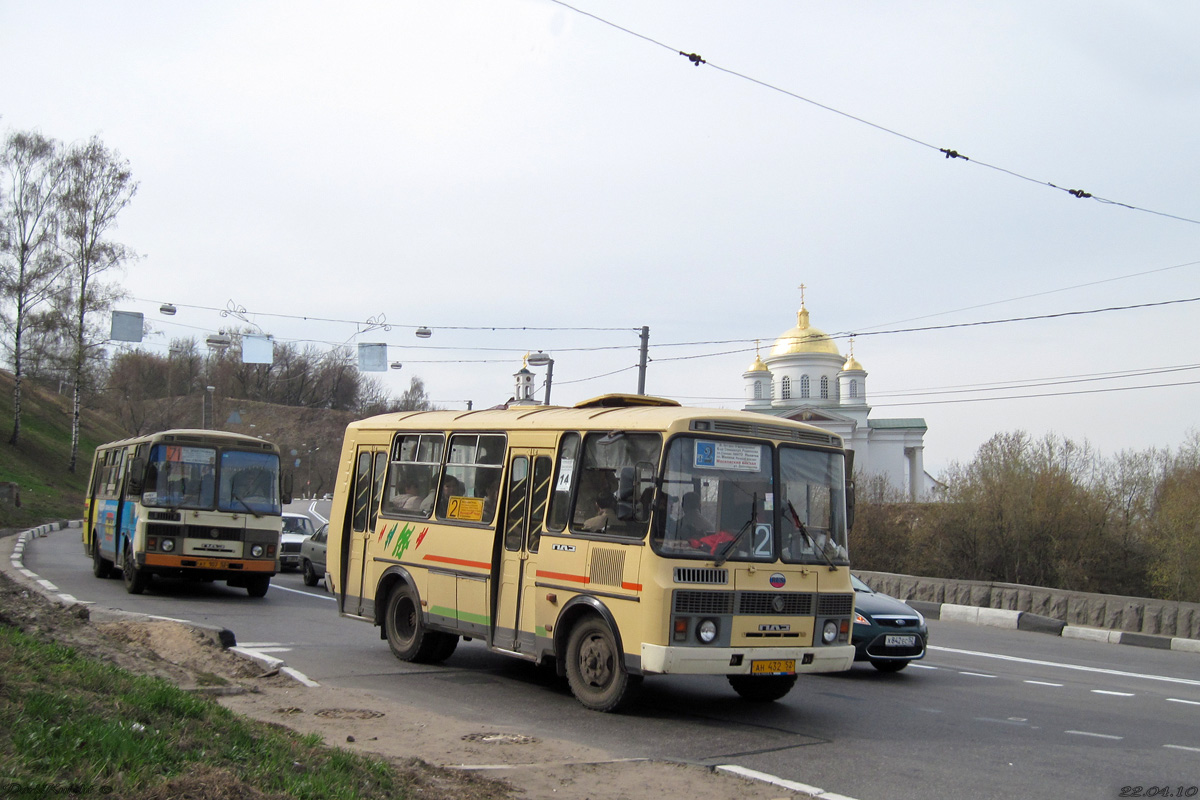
[1164,744,1200,753]
[959,671,996,678]
[929,645,1200,688]
[271,583,337,601]
[1167,698,1200,706]
[1066,730,1123,740]
[1024,680,1063,687]
[1091,690,1134,697]
[909,663,938,670]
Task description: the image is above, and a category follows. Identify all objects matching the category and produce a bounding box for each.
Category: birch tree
[0,130,68,445]
[58,136,137,472]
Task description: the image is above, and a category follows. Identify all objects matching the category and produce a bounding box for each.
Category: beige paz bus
[327,394,856,711]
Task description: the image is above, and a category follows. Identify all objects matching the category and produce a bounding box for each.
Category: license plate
[885,635,917,647]
[193,559,225,569]
[751,659,795,675]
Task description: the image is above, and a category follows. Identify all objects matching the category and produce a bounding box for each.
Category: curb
[1,522,313,684]
[914,599,1195,653]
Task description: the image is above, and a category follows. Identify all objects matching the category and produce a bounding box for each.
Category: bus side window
[352,451,373,532]
[370,451,387,530]
[547,433,580,532]
[527,456,553,553]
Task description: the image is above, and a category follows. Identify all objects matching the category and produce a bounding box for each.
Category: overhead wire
[546,0,1200,226]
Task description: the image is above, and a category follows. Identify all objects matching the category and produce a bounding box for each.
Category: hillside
[0,371,359,528]
[0,370,130,528]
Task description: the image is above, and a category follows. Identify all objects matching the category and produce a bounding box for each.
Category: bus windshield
[655,436,775,562]
[779,445,849,566]
[218,450,282,515]
[144,444,218,510]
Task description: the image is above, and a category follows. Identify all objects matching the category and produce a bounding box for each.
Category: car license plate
[193,559,225,569]
[750,659,795,675]
[885,635,917,647]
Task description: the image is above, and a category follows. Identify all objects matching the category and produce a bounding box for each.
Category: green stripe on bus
[430,605,492,626]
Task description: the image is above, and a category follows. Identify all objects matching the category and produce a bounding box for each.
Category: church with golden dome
[743,299,930,500]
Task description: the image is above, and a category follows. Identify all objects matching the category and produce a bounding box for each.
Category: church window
[849,379,858,399]
[781,376,791,400]
[753,380,763,400]
[800,375,810,399]
[820,376,829,399]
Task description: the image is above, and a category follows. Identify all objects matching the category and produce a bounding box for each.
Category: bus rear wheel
[727,673,797,702]
[122,540,149,595]
[384,583,453,663]
[565,617,638,712]
[92,535,113,579]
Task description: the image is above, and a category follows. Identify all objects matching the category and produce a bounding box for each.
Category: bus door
[493,450,553,653]
[343,445,389,618]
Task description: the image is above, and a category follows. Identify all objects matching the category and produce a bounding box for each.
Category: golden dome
[843,355,863,371]
[746,353,769,373]
[770,307,841,357]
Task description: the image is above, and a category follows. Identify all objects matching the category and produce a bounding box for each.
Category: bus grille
[739,591,814,615]
[817,593,855,616]
[673,591,735,615]
[590,548,625,588]
[674,590,849,616]
[674,567,728,585]
[146,523,243,541]
[696,420,840,447]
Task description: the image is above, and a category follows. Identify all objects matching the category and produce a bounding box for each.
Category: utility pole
[636,325,650,395]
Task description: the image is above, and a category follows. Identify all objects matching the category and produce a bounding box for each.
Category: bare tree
[58,136,137,471]
[0,130,68,445]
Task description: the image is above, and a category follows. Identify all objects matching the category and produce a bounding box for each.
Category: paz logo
[769,572,786,588]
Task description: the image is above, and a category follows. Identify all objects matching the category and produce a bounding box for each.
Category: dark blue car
[851,574,928,672]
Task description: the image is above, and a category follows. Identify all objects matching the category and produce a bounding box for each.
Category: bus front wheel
[245,576,271,597]
[91,535,113,579]
[565,617,639,712]
[727,673,797,702]
[122,540,149,595]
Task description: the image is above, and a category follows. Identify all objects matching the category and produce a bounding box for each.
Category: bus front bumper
[640,643,854,676]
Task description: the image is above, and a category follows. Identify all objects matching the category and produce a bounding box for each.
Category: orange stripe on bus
[536,570,590,584]
[423,554,491,571]
[621,582,642,591]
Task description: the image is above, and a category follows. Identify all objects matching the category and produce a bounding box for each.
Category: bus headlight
[822,620,839,644]
[251,544,265,558]
[697,619,718,644]
[160,538,175,553]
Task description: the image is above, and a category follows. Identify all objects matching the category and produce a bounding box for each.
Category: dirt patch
[1,535,814,800]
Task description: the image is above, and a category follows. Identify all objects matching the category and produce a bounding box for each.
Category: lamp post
[526,351,554,405]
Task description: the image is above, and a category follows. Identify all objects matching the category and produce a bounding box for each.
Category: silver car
[280,512,316,571]
[300,522,328,588]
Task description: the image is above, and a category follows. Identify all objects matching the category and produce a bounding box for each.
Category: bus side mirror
[127,458,146,496]
[281,472,294,505]
[844,449,855,531]
[846,478,856,531]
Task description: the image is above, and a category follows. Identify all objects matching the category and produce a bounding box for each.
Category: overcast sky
[4,1,1199,474]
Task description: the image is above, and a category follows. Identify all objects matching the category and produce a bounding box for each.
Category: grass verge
[0,625,409,800]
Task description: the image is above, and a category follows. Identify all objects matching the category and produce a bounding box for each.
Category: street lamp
[526,351,554,405]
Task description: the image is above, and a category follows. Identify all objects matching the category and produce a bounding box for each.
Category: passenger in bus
[391,478,423,512]
[424,474,465,516]
[677,492,710,539]
[582,493,619,532]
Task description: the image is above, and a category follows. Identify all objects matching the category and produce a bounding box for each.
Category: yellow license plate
[751,659,796,675]
[193,559,225,569]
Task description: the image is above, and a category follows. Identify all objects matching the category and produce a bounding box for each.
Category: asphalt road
[20,523,1200,800]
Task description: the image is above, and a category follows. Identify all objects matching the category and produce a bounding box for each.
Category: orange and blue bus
[83,429,290,597]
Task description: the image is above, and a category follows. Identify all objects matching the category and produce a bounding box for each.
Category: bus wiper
[231,492,263,518]
[787,500,837,571]
[714,493,756,568]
